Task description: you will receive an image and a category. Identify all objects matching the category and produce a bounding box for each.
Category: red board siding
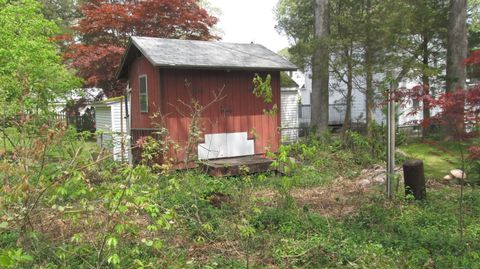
[129,56,161,129]
[129,64,280,163]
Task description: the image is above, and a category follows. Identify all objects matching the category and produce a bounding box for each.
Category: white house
[297,68,444,129]
[52,88,104,116]
[299,68,385,127]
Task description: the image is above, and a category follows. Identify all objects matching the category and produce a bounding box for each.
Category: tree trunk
[342,45,353,133]
[421,33,431,138]
[311,0,330,134]
[446,0,467,92]
[445,0,467,136]
[403,159,427,200]
[364,0,374,137]
[365,54,374,136]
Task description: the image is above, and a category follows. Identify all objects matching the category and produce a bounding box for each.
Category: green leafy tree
[399,0,449,137]
[276,0,315,69]
[40,0,80,29]
[0,0,80,120]
[276,0,330,133]
[276,0,454,136]
[329,0,363,133]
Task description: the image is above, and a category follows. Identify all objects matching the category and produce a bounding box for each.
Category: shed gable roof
[117,36,297,78]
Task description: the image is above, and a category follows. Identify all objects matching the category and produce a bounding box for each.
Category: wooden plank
[201,155,273,177]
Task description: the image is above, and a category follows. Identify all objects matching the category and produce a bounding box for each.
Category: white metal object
[198,132,254,160]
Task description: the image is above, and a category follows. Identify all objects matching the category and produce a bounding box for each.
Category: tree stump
[403,159,426,200]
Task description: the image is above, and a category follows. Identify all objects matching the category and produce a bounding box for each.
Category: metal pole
[386,83,396,199]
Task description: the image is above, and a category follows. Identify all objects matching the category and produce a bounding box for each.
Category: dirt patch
[293,164,405,217]
[291,183,362,218]
[258,165,408,218]
[287,164,452,217]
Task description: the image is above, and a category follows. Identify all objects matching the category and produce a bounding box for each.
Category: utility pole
[386,82,396,199]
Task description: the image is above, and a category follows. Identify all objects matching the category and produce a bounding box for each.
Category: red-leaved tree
[397,47,480,140]
[64,0,218,97]
[396,50,480,185]
[398,85,479,138]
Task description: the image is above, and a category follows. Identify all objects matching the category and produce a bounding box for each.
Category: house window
[139,75,148,113]
[430,86,437,98]
[412,98,420,109]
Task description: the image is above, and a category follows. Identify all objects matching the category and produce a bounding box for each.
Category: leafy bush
[2,116,478,268]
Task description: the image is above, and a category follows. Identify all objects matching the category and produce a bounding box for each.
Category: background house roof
[92,96,125,107]
[117,36,297,78]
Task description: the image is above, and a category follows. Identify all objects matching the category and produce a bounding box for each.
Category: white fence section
[329,104,346,125]
[299,104,311,126]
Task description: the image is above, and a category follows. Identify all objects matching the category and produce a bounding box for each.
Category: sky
[208,0,290,53]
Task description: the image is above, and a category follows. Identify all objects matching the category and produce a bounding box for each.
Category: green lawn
[400,140,468,180]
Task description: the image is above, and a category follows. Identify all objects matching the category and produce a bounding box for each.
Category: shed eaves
[126,36,297,72]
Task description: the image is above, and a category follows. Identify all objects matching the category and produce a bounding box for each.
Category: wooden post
[403,159,426,200]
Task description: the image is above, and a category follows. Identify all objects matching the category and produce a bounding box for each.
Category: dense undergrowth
[1,124,479,268]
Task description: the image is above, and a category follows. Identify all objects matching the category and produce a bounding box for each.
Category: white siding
[95,107,112,131]
[95,106,115,157]
[94,99,130,162]
[111,101,129,161]
[329,73,386,125]
[281,89,299,143]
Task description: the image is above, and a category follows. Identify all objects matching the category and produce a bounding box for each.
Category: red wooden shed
[117,36,297,164]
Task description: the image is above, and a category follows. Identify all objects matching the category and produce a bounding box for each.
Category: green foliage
[341,122,408,166]
[465,137,480,185]
[252,73,273,103]
[0,0,80,118]
[275,0,315,69]
[280,71,299,88]
[468,159,480,185]
[344,189,480,268]
[1,118,478,268]
[269,132,379,189]
[0,248,33,268]
[252,73,278,116]
[40,0,80,28]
